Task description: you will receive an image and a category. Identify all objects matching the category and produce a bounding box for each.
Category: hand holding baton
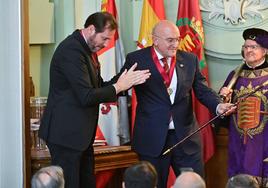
[162,84,266,156]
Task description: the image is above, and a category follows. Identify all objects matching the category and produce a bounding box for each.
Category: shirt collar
[245,58,266,69]
[153,47,165,60]
[80,29,88,45]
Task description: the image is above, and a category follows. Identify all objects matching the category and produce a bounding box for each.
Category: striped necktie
[161,57,169,75]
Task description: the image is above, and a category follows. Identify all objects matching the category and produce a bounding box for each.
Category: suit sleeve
[102,53,136,86]
[214,70,236,130]
[55,45,117,107]
[191,55,221,113]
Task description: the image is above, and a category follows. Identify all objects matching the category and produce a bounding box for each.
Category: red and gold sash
[151,47,176,88]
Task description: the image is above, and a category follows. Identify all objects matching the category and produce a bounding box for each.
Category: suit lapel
[143,47,166,87]
[147,48,171,100]
[73,30,100,88]
[174,53,185,100]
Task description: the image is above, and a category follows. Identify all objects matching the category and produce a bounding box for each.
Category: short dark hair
[84,12,118,32]
[123,161,158,188]
[226,174,259,188]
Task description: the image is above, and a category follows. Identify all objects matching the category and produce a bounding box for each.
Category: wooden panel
[205,128,229,188]
[31,145,139,174]
[94,146,139,172]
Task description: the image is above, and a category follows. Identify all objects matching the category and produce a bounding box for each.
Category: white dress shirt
[154,48,177,129]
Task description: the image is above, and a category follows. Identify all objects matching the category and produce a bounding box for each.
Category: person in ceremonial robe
[219,28,268,187]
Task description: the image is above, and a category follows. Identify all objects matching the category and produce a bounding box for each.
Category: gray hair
[31,166,64,188]
[173,172,206,188]
[226,174,259,188]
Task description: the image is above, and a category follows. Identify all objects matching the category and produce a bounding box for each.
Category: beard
[87,34,104,52]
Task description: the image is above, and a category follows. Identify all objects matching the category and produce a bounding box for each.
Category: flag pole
[162,84,266,156]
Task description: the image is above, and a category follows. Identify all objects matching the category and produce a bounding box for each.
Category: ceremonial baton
[162,84,266,156]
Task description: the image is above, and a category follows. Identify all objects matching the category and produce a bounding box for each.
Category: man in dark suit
[38,12,150,188]
[120,20,234,188]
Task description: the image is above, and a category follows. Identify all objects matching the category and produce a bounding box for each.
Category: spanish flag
[137,0,165,48]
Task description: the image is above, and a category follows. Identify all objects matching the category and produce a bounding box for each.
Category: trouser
[138,130,204,188]
[47,142,96,188]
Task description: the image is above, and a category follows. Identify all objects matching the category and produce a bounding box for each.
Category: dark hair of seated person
[123,161,158,188]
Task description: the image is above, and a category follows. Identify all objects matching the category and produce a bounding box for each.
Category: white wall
[0,0,24,187]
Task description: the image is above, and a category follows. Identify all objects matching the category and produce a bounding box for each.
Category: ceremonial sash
[151,47,176,88]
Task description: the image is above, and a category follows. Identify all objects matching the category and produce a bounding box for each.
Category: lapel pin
[179,64,184,68]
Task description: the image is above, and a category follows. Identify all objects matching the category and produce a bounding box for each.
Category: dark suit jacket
[39,30,117,151]
[122,47,221,157]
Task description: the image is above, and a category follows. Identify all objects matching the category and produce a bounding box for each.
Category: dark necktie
[161,57,169,75]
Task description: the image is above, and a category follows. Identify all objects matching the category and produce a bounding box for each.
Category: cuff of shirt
[216,104,225,118]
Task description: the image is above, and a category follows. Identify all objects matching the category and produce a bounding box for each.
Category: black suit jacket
[39,30,117,151]
[121,47,221,157]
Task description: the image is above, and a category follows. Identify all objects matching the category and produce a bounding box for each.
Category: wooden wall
[205,128,229,188]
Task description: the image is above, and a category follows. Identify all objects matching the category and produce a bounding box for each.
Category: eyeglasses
[153,35,180,44]
[242,45,261,50]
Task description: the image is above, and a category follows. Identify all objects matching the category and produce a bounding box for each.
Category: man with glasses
[120,20,233,188]
[219,28,268,187]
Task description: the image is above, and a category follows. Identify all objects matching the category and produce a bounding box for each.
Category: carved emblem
[232,82,268,143]
[200,0,268,25]
[237,96,260,130]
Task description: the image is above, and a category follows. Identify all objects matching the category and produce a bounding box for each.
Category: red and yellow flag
[132,0,166,132]
[97,0,118,55]
[176,0,215,162]
[136,0,165,48]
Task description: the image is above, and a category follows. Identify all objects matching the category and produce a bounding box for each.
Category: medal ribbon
[151,47,176,88]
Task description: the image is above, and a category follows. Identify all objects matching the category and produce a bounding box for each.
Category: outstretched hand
[114,63,151,93]
[217,103,237,116]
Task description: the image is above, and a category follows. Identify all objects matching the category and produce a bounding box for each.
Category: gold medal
[167,88,173,95]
